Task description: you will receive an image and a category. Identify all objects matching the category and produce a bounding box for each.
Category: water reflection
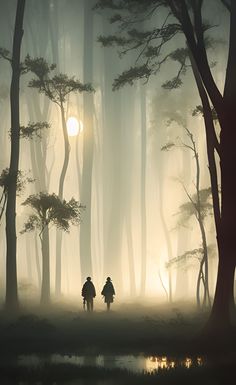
[18,354,203,374]
[146,356,203,372]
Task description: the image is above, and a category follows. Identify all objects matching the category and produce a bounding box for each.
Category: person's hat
[86,276,91,281]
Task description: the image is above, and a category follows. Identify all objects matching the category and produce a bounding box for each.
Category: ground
[0,301,235,384]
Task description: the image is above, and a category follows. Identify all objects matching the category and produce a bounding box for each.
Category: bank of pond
[0,353,235,384]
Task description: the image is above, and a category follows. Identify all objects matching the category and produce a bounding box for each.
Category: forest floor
[0,301,235,384]
[0,300,235,355]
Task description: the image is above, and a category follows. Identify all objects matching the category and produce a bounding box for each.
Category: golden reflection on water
[145,356,203,372]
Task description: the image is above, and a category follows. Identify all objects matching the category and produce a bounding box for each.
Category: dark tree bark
[5,0,25,311]
[178,0,236,333]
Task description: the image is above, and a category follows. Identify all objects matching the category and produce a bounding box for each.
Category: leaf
[21,193,85,233]
[161,142,175,151]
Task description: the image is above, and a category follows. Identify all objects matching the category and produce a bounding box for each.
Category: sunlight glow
[145,356,203,372]
[66,116,83,136]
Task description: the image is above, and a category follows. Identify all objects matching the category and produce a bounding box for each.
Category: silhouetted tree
[0,167,34,222]
[162,119,212,308]
[21,192,83,305]
[25,56,94,296]
[95,0,235,334]
[0,0,26,311]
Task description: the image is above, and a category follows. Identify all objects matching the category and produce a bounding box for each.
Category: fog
[0,0,229,308]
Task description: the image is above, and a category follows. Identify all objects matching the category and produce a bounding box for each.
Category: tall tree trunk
[5,0,25,311]
[34,232,41,290]
[207,115,236,331]
[207,2,236,331]
[182,1,236,332]
[40,226,50,305]
[55,103,70,296]
[79,0,94,279]
[189,51,219,310]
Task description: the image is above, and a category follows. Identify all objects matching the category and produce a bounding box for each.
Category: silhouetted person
[101,277,115,311]
[81,277,96,312]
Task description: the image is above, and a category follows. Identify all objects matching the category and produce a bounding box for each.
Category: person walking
[101,277,115,311]
[81,277,96,312]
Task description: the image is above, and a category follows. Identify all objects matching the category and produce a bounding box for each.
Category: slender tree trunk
[40,226,50,305]
[188,50,219,312]
[159,185,173,303]
[55,103,70,296]
[5,0,25,311]
[197,217,211,307]
[196,257,204,308]
[34,232,41,290]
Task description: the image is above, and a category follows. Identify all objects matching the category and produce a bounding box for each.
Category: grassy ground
[0,302,235,384]
[0,301,235,356]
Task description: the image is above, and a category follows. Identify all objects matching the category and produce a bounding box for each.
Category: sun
[66,117,83,136]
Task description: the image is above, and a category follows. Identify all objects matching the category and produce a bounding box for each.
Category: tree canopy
[21,192,84,234]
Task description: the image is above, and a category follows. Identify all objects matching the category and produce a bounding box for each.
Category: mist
[0,1,235,384]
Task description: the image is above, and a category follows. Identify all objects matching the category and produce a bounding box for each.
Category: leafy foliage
[94,0,169,13]
[19,121,50,139]
[0,47,11,62]
[162,77,183,89]
[161,142,175,151]
[166,243,216,269]
[192,105,218,121]
[166,248,204,269]
[21,192,84,234]
[24,55,56,79]
[0,168,34,195]
[95,1,184,89]
[113,65,152,90]
[176,188,213,227]
[95,1,220,92]
[98,35,131,47]
[25,57,95,105]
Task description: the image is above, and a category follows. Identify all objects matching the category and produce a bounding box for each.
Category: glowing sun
[66,117,83,136]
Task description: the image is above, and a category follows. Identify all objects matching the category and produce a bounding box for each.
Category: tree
[0,167,34,222]
[0,0,26,311]
[21,192,83,305]
[95,0,235,334]
[166,246,214,305]
[26,57,94,296]
[162,116,212,308]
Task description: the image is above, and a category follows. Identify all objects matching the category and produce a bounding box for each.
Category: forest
[0,0,236,384]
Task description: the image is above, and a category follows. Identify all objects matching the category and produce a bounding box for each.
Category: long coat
[101,281,115,303]
[82,281,96,300]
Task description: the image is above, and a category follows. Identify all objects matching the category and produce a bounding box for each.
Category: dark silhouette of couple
[81,276,115,312]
